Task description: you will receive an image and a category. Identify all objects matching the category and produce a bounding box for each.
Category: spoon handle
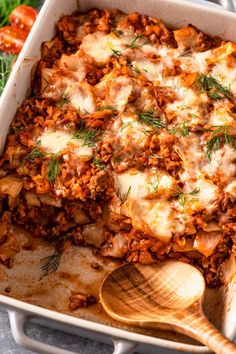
[179,308,236,354]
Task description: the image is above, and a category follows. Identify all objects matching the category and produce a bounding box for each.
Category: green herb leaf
[197,74,232,101]
[149,180,160,194]
[47,155,60,185]
[190,113,199,119]
[131,65,148,75]
[56,89,70,107]
[188,187,200,196]
[96,105,117,111]
[40,250,62,279]
[13,125,25,132]
[117,186,131,205]
[21,146,46,171]
[0,54,16,95]
[73,127,99,147]
[205,125,236,160]
[120,121,134,132]
[128,34,146,49]
[93,157,104,170]
[178,50,192,57]
[172,186,200,208]
[111,49,122,58]
[138,109,165,132]
[169,122,189,137]
[111,28,124,37]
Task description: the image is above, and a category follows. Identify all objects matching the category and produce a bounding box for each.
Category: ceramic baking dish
[1,0,236,353]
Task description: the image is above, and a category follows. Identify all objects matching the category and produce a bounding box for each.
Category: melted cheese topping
[80,32,125,64]
[130,199,184,242]
[38,131,93,158]
[38,21,236,242]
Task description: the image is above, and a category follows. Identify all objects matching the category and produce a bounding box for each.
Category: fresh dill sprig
[120,121,134,132]
[47,155,60,186]
[178,50,192,57]
[0,0,40,27]
[117,186,131,205]
[40,250,62,280]
[132,65,148,74]
[21,147,46,171]
[168,122,189,137]
[111,49,122,58]
[142,129,153,136]
[149,180,160,194]
[137,109,165,132]
[73,127,99,147]
[172,186,200,208]
[128,34,146,49]
[0,54,16,95]
[13,125,25,132]
[205,125,236,160]
[56,90,70,107]
[111,28,124,37]
[197,74,232,101]
[93,157,104,170]
[96,105,117,111]
[190,113,199,119]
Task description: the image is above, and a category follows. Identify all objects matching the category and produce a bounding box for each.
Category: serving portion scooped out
[0,8,235,286]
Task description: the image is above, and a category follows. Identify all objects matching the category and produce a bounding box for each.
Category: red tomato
[9,5,38,33]
[0,26,28,54]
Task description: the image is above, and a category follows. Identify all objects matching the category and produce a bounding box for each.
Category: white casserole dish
[1,0,236,353]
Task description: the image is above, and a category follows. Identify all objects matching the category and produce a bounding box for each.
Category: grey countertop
[0,0,233,353]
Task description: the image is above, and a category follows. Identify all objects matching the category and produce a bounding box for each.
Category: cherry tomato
[9,5,38,33]
[0,26,28,54]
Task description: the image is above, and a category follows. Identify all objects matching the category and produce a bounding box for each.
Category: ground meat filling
[0,8,236,288]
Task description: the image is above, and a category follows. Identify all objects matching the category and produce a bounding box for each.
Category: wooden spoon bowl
[100,261,236,354]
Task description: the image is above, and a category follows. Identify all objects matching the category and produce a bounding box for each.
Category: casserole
[1,0,236,353]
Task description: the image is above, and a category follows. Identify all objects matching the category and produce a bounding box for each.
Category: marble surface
[0,0,234,353]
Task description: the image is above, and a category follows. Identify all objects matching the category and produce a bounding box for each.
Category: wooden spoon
[100,260,236,354]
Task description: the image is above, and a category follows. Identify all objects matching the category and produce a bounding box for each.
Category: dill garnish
[73,127,98,147]
[205,125,236,160]
[137,109,165,132]
[93,157,104,170]
[111,28,124,37]
[132,65,141,74]
[13,125,25,132]
[172,186,200,208]
[111,49,122,58]
[128,34,146,49]
[0,54,16,95]
[21,147,46,171]
[197,74,232,101]
[132,65,148,74]
[96,105,117,111]
[40,250,62,280]
[56,90,70,107]
[47,155,60,186]
[178,50,192,57]
[117,186,131,205]
[149,179,160,194]
[190,113,199,119]
[142,129,153,136]
[169,122,189,137]
[120,121,134,132]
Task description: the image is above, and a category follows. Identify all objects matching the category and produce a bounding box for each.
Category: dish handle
[8,310,138,354]
[208,0,235,11]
